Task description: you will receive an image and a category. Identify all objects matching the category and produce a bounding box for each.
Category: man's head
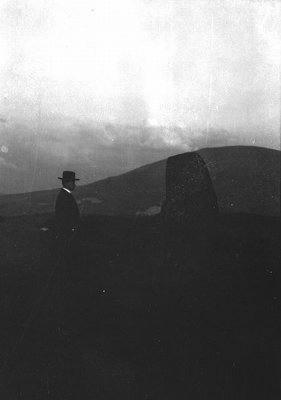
[58,171,79,192]
[62,179,76,192]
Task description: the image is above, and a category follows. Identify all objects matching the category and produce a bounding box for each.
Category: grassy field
[0,212,280,399]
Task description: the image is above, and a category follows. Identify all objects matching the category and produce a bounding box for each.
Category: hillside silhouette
[0,145,279,217]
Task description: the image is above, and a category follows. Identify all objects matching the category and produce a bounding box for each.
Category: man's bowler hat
[58,171,80,181]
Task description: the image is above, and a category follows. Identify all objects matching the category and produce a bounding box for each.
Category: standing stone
[162,152,218,240]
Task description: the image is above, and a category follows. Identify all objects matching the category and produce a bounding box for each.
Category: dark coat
[54,189,80,240]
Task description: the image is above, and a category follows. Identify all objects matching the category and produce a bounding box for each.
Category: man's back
[55,188,80,239]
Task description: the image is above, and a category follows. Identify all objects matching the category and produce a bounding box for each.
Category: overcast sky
[0,0,280,192]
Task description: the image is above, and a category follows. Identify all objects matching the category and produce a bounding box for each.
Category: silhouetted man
[55,170,80,247]
[54,171,80,334]
[54,170,81,284]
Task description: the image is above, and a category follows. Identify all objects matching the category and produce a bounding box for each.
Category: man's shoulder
[56,189,69,203]
[57,188,71,196]
[56,189,78,207]
[56,188,65,197]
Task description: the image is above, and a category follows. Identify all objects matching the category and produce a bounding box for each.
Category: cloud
[1,117,267,166]
[0,0,280,137]
[0,156,17,169]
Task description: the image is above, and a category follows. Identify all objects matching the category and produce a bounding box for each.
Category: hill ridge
[0,145,279,217]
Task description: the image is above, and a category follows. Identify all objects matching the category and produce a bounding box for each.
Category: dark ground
[0,212,280,399]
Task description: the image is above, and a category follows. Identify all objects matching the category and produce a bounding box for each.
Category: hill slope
[0,146,279,217]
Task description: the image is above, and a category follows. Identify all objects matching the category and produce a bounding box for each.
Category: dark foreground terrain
[0,212,280,399]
